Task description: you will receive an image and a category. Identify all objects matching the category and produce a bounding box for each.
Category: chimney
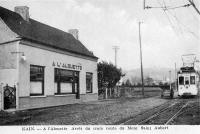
[14,6,29,21]
[68,29,79,40]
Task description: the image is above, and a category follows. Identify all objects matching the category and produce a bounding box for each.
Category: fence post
[0,83,3,111]
[105,88,108,99]
[109,88,111,98]
[15,83,19,110]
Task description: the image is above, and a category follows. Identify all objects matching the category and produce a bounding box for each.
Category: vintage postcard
[0,0,200,134]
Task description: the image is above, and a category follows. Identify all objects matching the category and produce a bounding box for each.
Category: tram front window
[190,76,195,84]
[185,77,189,85]
[179,76,184,85]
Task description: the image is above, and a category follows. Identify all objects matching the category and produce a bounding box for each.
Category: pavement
[0,96,169,125]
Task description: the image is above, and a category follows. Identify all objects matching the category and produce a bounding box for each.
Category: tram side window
[179,76,184,85]
[190,76,195,84]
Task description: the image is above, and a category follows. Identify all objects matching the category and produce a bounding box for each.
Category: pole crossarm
[144,4,191,10]
[144,0,200,15]
[112,46,120,67]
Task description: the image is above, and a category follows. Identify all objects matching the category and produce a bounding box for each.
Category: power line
[156,0,199,39]
[154,0,199,38]
[144,0,200,15]
[167,10,183,34]
[156,0,178,34]
[167,9,199,39]
[168,10,199,38]
[144,0,191,10]
[188,0,200,15]
[164,4,191,11]
[187,6,199,22]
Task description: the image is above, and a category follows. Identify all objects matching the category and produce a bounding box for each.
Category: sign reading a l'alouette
[52,61,82,71]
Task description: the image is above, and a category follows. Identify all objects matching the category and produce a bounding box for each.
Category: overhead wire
[157,0,199,39]
[156,0,178,34]
[167,0,199,39]
[145,0,191,11]
[168,10,199,39]
[167,9,196,38]
[167,9,184,34]
[145,0,199,39]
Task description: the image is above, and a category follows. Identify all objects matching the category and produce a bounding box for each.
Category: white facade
[0,12,98,111]
[0,40,98,111]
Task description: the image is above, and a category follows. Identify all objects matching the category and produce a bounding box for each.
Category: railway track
[120,99,191,125]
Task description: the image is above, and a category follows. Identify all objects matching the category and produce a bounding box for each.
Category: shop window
[86,72,93,93]
[30,65,44,96]
[54,68,79,94]
[190,76,195,84]
[179,76,184,85]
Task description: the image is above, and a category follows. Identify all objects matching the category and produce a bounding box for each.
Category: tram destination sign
[52,61,82,71]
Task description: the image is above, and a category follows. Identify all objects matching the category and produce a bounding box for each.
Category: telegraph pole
[139,22,145,97]
[113,46,119,67]
[169,70,172,90]
[175,63,177,91]
[188,0,200,15]
[112,46,119,98]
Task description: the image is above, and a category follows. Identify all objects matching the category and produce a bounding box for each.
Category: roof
[179,66,196,73]
[0,6,98,59]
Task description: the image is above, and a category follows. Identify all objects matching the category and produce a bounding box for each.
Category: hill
[121,67,176,85]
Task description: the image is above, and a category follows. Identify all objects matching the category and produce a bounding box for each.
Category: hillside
[121,67,176,84]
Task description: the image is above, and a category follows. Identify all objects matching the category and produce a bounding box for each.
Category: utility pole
[188,0,200,15]
[113,46,119,67]
[139,22,145,97]
[175,63,177,91]
[169,70,172,90]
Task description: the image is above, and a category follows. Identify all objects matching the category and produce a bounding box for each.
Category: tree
[98,61,124,89]
[145,76,154,86]
[125,79,132,86]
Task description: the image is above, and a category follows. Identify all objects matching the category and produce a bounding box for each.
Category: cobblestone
[0,96,169,125]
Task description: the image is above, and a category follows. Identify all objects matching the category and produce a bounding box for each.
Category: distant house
[0,6,98,111]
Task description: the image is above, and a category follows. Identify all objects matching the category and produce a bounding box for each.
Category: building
[0,6,98,111]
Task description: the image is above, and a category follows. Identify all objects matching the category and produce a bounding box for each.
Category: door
[74,71,80,99]
[4,85,16,110]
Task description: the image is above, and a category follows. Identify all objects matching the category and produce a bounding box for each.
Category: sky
[0,0,199,71]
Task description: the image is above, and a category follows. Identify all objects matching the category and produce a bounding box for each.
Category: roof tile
[0,6,97,59]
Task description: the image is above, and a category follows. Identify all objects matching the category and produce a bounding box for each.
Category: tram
[177,65,199,97]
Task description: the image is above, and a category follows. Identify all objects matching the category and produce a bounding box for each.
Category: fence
[0,83,17,110]
[0,83,3,110]
[98,86,165,99]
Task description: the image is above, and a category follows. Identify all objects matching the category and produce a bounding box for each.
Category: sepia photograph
[0,0,200,133]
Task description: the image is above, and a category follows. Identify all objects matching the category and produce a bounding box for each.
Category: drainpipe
[16,42,20,110]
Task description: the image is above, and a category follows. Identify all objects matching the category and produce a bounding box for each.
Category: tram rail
[120,99,191,125]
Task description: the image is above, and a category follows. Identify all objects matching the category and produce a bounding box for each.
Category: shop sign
[52,61,82,70]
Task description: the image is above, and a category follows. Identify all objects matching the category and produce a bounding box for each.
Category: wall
[0,17,98,110]
[0,42,18,85]
[0,42,18,111]
[0,42,18,70]
[17,42,98,109]
[0,17,19,86]
[18,43,98,96]
[19,93,98,110]
[0,18,18,44]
